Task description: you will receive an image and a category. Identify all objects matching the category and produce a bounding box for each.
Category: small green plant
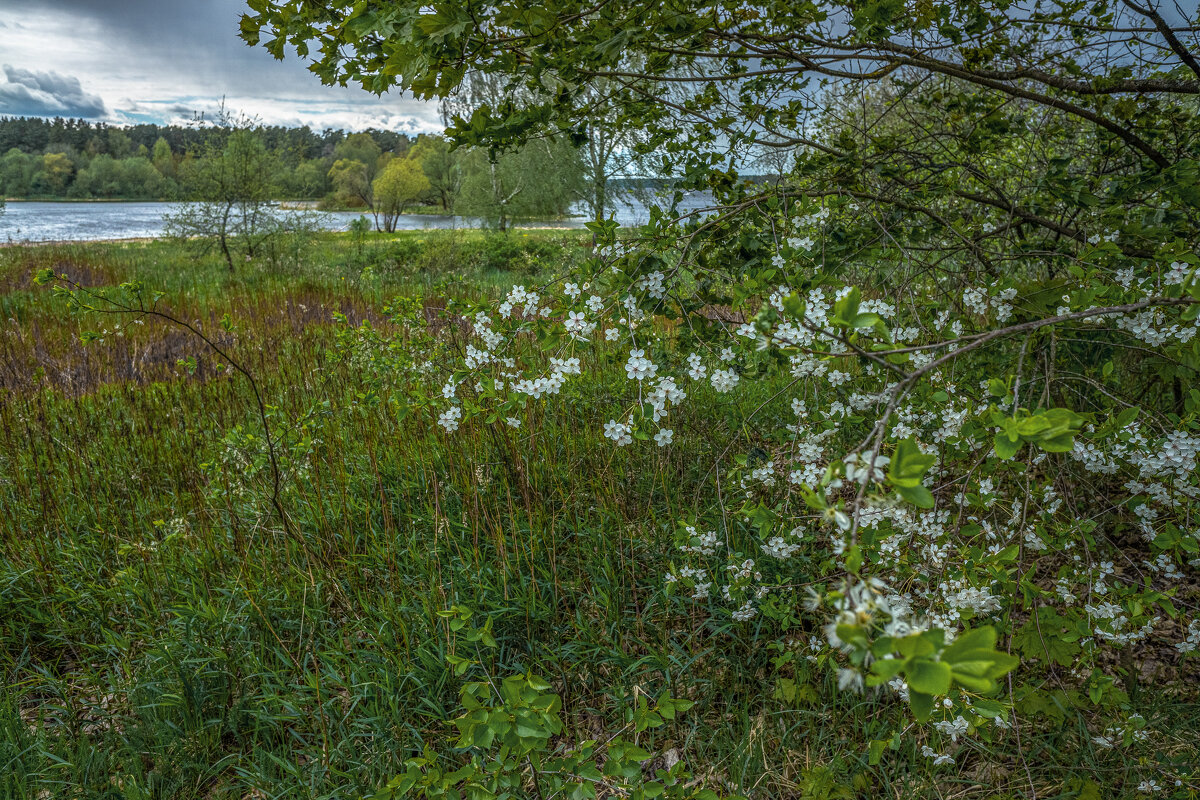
[350,214,373,259]
[372,608,736,800]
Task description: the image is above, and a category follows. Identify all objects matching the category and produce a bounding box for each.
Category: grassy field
[1,234,1196,800]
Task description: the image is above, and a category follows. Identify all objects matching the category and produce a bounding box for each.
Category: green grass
[0,234,1195,800]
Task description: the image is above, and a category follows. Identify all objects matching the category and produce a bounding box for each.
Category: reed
[1,234,1194,800]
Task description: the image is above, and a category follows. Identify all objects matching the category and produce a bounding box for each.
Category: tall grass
[0,234,1194,799]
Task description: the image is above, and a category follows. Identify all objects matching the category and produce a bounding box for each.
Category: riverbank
[0,200,607,243]
[3,196,177,203]
[0,236,159,248]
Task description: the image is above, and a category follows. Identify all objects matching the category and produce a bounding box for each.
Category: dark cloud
[0,64,109,117]
[0,0,441,131]
[10,0,355,96]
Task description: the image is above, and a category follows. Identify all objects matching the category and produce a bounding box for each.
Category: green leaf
[905,659,952,695]
[983,651,1020,677]
[623,745,653,762]
[896,484,935,508]
[1012,614,1079,667]
[972,698,1006,718]
[773,678,798,702]
[851,311,882,328]
[831,287,861,326]
[782,292,806,319]
[845,544,863,574]
[888,438,936,487]
[836,623,869,649]
[993,434,1021,459]
[909,690,934,722]
[473,723,495,748]
[868,657,907,682]
[1038,432,1075,452]
[893,630,939,658]
[868,739,888,765]
[941,626,997,661]
[1113,407,1140,428]
[948,664,998,692]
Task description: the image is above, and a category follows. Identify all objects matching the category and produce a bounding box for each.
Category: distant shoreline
[3,198,462,219]
[0,224,594,248]
[3,198,329,205]
[3,197,179,203]
[0,236,159,248]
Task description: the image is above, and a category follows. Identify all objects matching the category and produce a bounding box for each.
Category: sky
[0,0,444,133]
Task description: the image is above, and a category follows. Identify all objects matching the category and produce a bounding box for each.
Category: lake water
[0,195,712,243]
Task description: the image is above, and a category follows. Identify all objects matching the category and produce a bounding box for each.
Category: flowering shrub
[453,151,1200,790]
[37,216,1200,790]
[246,0,1200,791]
[419,214,1200,717]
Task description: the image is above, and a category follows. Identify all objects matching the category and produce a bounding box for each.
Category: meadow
[1,233,1197,800]
[0,232,780,800]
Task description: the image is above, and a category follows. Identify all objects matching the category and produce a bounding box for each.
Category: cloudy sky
[0,0,443,132]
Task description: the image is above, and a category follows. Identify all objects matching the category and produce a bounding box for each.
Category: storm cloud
[0,0,441,132]
[0,64,109,117]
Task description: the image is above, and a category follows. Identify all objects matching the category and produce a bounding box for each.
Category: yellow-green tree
[151,137,175,179]
[372,158,431,232]
[38,152,75,194]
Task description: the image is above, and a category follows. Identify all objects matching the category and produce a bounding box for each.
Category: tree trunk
[220,203,235,273]
[593,174,607,221]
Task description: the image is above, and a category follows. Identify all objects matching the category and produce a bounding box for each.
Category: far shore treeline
[0,114,614,231]
[0,115,408,203]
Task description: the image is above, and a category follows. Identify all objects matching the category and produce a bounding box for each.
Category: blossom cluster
[407,208,1200,787]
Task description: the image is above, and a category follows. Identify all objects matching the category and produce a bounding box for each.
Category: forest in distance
[0,113,630,231]
[0,116,422,201]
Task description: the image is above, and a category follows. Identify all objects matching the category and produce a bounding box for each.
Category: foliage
[5,0,1200,794]
[151,136,175,178]
[164,127,285,272]
[326,132,394,226]
[39,152,74,193]
[329,157,375,209]
[373,607,732,800]
[2,234,1198,798]
[69,154,173,199]
[0,116,430,203]
[335,131,387,170]
[240,0,1200,793]
[0,147,40,197]
[408,133,460,211]
[375,157,432,232]
[455,138,585,231]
